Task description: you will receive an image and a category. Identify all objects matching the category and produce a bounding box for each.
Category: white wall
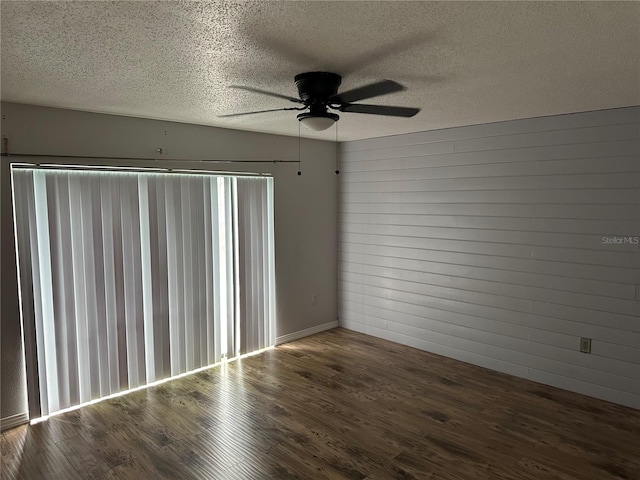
[0,102,338,424]
[339,106,640,409]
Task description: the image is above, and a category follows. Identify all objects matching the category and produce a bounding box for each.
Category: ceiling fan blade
[339,104,420,117]
[218,107,303,118]
[229,85,303,103]
[331,80,405,104]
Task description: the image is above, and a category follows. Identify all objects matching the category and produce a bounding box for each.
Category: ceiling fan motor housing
[294,72,342,104]
[295,72,342,129]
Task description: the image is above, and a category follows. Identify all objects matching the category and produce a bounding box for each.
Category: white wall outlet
[311,294,318,305]
[579,337,591,354]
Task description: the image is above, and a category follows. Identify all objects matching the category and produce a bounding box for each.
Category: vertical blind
[12,168,275,419]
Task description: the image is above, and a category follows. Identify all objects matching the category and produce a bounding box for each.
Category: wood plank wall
[338,107,640,409]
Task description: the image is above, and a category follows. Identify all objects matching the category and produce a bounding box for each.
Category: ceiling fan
[219,72,420,131]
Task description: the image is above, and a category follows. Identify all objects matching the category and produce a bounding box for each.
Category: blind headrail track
[1,152,297,164]
[3,152,298,176]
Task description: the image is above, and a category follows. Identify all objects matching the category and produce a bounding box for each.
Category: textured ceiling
[1,1,639,141]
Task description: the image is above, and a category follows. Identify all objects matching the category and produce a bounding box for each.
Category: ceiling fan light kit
[297,111,339,131]
[221,71,420,130]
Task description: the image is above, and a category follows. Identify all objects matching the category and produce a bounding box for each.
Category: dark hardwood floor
[1,328,638,479]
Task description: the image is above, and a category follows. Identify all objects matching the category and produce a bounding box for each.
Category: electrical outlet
[311,294,318,305]
[579,337,591,354]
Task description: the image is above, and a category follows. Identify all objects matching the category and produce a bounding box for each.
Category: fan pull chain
[297,121,302,176]
[335,121,340,175]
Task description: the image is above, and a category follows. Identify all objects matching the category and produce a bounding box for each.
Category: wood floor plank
[1,427,46,480]
[2,328,638,479]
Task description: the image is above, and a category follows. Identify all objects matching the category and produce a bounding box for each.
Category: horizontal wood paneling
[341,223,638,251]
[342,173,640,192]
[341,141,640,170]
[452,123,638,153]
[342,189,639,205]
[342,212,639,235]
[342,201,640,220]
[340,242,640,284]
[341,251,635,298]
[341,106,640,152]
[342,231,638,267]
[338,107,640,408]
[340,156,640,183]
[341,289,640,353]
[341,276,638,331]
[341,265,639,316]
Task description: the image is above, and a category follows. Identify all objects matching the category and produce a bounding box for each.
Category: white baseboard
[0,412,29,432]
[276,320,339,345]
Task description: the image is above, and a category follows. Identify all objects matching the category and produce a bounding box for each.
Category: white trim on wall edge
[276,321,339,345]
[1,412,29,432]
